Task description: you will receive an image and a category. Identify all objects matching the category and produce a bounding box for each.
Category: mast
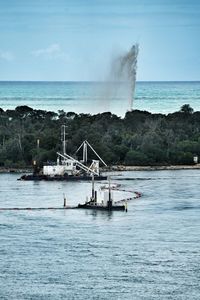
[61,125,67,155]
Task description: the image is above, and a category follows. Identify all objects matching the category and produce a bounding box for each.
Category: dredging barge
[19,126,108,181]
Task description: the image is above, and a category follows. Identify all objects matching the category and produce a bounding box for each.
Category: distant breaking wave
[135,96,200,100]
[0,97,75,101]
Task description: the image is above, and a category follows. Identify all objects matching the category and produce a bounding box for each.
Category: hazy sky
[0,0,199,81]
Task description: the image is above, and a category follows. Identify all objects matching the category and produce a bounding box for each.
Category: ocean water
[0,81,200,116]
[0,170,200,299]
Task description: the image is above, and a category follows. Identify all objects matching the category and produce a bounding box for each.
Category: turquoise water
[0,170,200,299]
[0,81,200,115]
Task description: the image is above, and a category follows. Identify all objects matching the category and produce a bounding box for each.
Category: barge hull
[19,175,107,181]
[77,204,125,211]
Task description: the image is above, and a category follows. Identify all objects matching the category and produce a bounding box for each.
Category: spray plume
[111,44,139,110]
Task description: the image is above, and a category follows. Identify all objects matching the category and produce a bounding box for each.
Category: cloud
[0,50,14,61]
[32,43,69,61]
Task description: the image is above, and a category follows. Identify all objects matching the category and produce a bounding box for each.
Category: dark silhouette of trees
[0,105,199,167]
[180,104,194,114]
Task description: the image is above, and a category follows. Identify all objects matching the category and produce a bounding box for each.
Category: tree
[15,106,33,118]
[125,150,148,165]
[180,104,194,114]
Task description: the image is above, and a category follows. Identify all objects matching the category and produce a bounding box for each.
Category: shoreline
[107,165,200,171]
[1,164,200,174]
[0,168,32,174]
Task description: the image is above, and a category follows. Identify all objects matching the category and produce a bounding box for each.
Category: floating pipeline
[100,187,142,201]
[115,194,141,204]
[0,206,77,211]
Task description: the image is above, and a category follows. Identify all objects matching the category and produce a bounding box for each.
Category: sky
[0,0,199,81]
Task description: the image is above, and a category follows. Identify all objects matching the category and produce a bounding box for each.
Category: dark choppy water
[0,170,200,299]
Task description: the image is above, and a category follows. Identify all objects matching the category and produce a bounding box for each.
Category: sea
[0,81,200,115]
[0,170,200,299]
[1,81,200,299]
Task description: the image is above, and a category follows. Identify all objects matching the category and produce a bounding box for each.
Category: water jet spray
[112,44,139,111]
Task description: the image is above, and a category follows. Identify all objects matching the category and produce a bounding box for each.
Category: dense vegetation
[0,104,199,168]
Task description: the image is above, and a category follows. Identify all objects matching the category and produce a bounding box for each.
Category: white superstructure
[43,159,77,176]
[42,126,107,177]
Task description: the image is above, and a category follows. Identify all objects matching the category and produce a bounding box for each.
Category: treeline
[0,104,199,167]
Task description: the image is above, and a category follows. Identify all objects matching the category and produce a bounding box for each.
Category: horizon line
[0,80,200,83]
